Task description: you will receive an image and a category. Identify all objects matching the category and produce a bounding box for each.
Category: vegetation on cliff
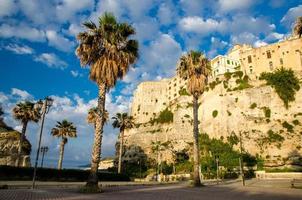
[260,68,300,108]
[150,108,173,124]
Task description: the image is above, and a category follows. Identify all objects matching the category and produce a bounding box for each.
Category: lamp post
[40,146,49,168]
[32,97,53,189]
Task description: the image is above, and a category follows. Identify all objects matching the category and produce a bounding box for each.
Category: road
[0,181,301,200]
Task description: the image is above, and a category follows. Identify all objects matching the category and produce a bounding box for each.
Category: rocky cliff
[0,122,31,167]
[124,72,302,168]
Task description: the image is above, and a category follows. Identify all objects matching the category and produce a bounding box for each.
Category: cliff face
[0,124,31,167]
[124,74,302,167]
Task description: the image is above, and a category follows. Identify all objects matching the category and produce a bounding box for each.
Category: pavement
[0,181,301,200]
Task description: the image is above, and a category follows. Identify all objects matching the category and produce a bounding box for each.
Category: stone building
[125,36,302,168]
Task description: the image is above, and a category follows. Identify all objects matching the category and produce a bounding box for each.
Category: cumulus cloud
[157,2,178,26]
[70,70,83,78]
[281,5,302,27]
[179,17,225,35]
[56,0,94,22]
[0,0,17,17]
[11,88,33,100]
[218,0,255,12]
[4,44,34,55]
[46,30,75,52]
[0,23,45,42]
[34,53,68,69]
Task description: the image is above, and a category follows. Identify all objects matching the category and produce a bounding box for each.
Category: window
[249,66,253,73]
[248,55,252,63]
[227,60,230,64]
[280,58,283,65]
[267,51,271,59]
[269,61,273,70]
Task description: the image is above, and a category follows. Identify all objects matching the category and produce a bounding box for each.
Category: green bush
[0,166,130,181]
[179,88,190,96]
[262,107,271,118]
[292,119,300,126]
[212,110,218,118]
[282,121,294,133]
[250,103,257,109]
[150,108,173,124]
[224,72,232,80]
[260,68,300,108]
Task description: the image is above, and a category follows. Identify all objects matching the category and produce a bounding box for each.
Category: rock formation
[0,122,31,167]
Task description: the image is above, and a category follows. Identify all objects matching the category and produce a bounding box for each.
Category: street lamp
[32,97,53,189]
[40,146,49,168]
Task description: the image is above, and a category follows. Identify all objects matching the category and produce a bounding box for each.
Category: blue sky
[0,0,301,168]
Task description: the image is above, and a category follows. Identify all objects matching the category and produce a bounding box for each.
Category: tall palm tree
[12,101,41,167]
[51,120,77,170]
[294,16,302,38]
[87,107,109,126]
[76,12,138,190]
[112,113,135,174]
[176,51,211,186]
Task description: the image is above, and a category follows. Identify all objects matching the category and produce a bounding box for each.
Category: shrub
[262,107,271,118]
[282,121,294,133]
[292,119,300,126]
[212,110,218,118]
[178,87,190,96]
[151,108,173,124]
[0,166,130,181]
[227,110,232,116]
[260,68,300,108]
[266,130,284,143]
[250,103,257,109]
[224,72,232,80]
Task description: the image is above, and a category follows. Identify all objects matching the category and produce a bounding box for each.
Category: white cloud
[157,2,178,26]
[180,0,208,16]
[281,5,302,27]
[34,53,68,69]
[56,0,94,22]
[11,88,32,100]
[0,0,17,17]
[46,30,75,52]
[218,0,255,12]
[254,40,268,48]
[70,70,82,78]
[179,16,225,35]
[264,32,284,42]
[4,44,34,55]
[0,23,45,42]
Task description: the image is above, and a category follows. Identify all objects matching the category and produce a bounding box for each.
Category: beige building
[131,36,302,124]
[227,36,302,77]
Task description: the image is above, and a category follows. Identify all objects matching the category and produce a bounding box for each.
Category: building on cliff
[124,36,302,168]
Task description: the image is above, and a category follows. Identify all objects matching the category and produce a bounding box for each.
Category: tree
[12,101,41,166]
[294,16,302,38]
[76,12,138,190]
[87,107,109,126]
[51,120,77,170]
[176,51,211,186]
[112,113,135,174]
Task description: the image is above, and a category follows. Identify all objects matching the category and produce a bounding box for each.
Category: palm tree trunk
[16,121,28,167]
[58,139,65,170]
[192,95,201,186]
[86,83,106,188]
[118,130,124,174]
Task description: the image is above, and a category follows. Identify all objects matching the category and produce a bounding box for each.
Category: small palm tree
[112,113,135,174]
[294,16,302,38]
[176,51,211,186]
[87,107,109,126]
[12,101,41,166]
[51,120,77,170]
[76,12,138,190]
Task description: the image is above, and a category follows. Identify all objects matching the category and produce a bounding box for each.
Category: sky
[0,0,301,168]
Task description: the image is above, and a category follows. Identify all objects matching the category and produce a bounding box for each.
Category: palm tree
[76,12,138,190]
[112,113,135,174]
[51,120,77,170]
[12,101,41,167]
[176,51,211,186]
[87,107,109,126]
[294,16,302,38]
